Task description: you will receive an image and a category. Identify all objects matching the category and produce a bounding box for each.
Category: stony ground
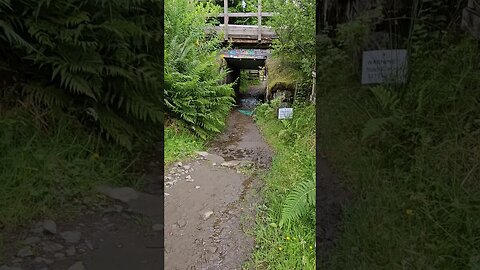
[164,110,272,270]
[0,160,164,270]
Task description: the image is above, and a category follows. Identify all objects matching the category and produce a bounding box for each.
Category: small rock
[53,252,65,259]
[41,241,64,253]
[17,247,33,258]
[67,262,85,270]
[43,220,57,234]
[165,176,172,181]
[164,193,170,196]
[185,175,192,180]
[195,186,200,189]
[152,224,163,231]
[176,220,187,228]
[85,240,94,250]
[186,178,194,182]
[196,151,209,158]
[96,186,139,203]
[23,236,40,245]
[212,163,217,166]
[174,162,183,167]
[221,161,241,168]
[203,211,214,220]
[34,257,53,264]
[66,246,76,256]
[60,231,81,243]
[183,165,191,170]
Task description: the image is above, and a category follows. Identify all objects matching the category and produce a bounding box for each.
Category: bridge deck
[206,0,277,44]
[206,24,276,43]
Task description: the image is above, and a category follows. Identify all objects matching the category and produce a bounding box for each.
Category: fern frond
[361,116,394,141]
[279,174,316,228]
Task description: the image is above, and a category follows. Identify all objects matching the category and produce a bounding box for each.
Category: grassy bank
[318,37,480,269]
[250,100,316,269]
[0,111,138,255]
[164,124,205,165]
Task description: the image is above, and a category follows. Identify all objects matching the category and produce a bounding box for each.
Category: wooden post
[257,0,262,41]
[224,0,228,41]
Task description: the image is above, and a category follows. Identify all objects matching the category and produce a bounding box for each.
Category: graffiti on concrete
[220,49,270,59]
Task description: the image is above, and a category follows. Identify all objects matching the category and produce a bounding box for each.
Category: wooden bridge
[206,0,277,46]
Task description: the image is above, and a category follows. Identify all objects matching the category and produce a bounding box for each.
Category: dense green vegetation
[0,0,163,149]
[318,1,480,268]
[164,0,235,140]
[251,99,316,269]
[0,110,137,255]
[0,0,161,254]
[164,125,204,165]
[245,0,316,268]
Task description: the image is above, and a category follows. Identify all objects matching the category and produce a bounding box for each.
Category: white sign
[278,108,293,119]
[361,50,407,84]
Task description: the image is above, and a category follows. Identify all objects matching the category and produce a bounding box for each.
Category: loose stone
[16,247,33,258]
[60,231,82,244]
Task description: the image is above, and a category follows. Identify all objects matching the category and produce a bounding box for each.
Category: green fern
[279,174,316,228]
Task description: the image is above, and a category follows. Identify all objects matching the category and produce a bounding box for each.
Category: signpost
[278,108,293,119]
[361,49,407,84]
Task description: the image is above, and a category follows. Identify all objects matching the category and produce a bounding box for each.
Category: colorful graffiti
[220,49,270,59]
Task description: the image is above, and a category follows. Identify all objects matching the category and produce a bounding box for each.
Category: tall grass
[250,100,316,269]
[318,34,480,269]
[0,111,134,253]
[164,124,204,165]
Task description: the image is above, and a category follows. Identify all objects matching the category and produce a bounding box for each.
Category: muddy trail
[0,85,272,270]
[164,97,273,269]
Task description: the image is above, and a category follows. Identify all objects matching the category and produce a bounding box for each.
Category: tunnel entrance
[223,56,267,113]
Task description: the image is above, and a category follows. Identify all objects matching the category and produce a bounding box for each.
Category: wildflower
[309,245,313,250]
[278,247,283,251]
[286,236,291,240]
[405,209,414,215]
[91,153,100,160]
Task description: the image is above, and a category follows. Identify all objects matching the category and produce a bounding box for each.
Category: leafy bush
[1,0,163,149]
[164,0,235,139]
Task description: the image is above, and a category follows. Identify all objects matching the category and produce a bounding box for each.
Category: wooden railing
[209,0,276,42]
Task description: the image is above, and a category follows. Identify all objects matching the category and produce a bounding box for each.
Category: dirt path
[0,99,270,270]
[0,160,164,270]
[164,110,272,270]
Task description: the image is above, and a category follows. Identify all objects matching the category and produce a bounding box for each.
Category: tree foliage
[266,0,315,81]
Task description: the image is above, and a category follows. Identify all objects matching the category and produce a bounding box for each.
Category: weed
[250,100,315,269]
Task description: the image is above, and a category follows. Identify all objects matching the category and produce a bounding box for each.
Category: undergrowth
[164,123,204,165]
[318,14,480,269]
[250,99,316,269]
[0,110,136,255]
